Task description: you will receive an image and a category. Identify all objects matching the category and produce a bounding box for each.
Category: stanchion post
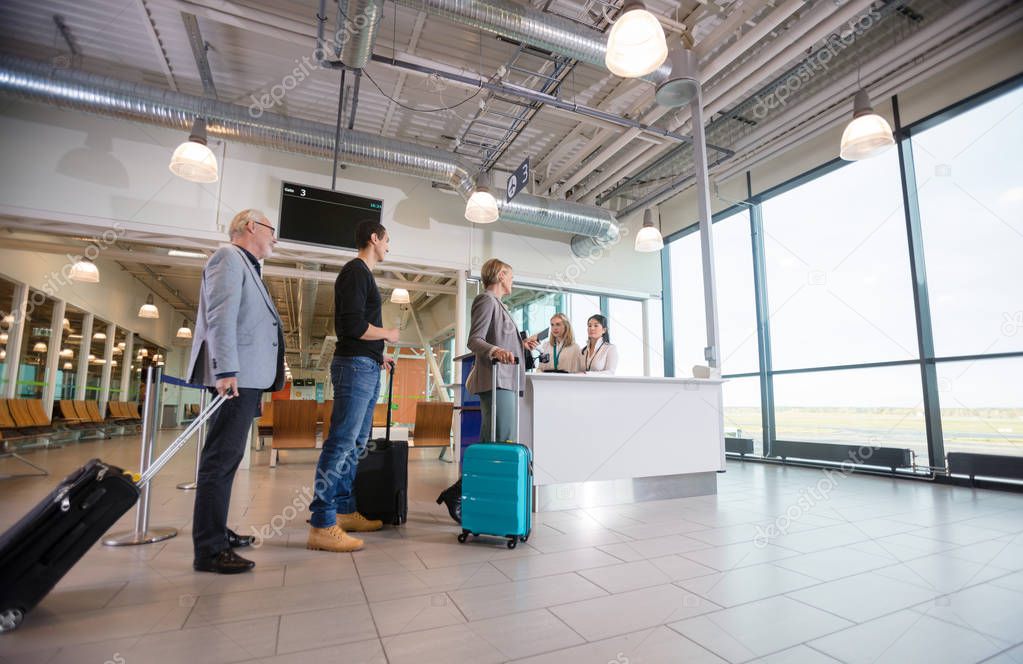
[104,365,178,546]
[177,390,208,490]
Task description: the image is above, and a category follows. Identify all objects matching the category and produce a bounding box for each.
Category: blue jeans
[309,356,381,528]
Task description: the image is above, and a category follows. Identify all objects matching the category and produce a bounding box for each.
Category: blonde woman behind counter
[581,314,618,375]
[532,313,582,373]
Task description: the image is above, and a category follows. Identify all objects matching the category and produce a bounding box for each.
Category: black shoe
[193,549,255,574]
[227,529,254,548]
[436,483,462,525]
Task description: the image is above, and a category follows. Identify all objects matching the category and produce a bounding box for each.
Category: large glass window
[567,292,601,351]
[773,365,928,465]
[669,209,758,376]
[17,289,53,399]
[937,357,1023,458]
[912,85,1023,357]
[722,376,764,454]
[648,298,665,377]
[0,277,15,394]
[761,152,918,369]
[606,297,644,376]
[87,320,110,399]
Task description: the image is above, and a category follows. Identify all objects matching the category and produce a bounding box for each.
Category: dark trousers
[192,387,262,559]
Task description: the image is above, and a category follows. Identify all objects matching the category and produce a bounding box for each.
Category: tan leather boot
[337,512,383,532]
[306,525,364,552]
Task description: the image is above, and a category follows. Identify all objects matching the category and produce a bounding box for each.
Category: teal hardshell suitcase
[458,357,531,549]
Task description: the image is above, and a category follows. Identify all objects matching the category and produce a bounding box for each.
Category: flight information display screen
[278,182,382,250]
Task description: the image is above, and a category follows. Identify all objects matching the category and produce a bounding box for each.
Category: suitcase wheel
[0,608,24,633]
[457,531,469,544]
[520,532,529,543]
[507,538,517,550]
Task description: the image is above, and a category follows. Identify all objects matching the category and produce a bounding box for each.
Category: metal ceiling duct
[0,54,618,245]
[334,0,384,69]
[389,0,672,84]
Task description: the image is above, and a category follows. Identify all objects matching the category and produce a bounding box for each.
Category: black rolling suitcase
[354,365,408,525]
[0,394,225,633]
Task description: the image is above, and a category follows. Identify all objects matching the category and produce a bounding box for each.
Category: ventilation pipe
[389,0,671,84]
[318,0,384,69]
[0,55,618,245]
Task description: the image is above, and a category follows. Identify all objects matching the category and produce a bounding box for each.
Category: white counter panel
[523,374,725,486]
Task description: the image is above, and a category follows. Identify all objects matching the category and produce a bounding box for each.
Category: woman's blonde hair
[480,258,512,288]
[550,313,575,348]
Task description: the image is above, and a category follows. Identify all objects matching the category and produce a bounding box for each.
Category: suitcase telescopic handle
[136,393,227,486]
[384,363,395,441]
[489,355,520,443]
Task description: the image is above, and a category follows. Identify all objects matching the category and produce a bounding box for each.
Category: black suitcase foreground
[354,365,408,525]
[0,459,138,632]
[0,394,225,633]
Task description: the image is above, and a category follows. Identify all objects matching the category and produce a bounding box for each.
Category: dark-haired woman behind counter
[580,314,618,375]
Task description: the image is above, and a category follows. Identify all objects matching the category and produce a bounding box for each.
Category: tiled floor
[1,434,1022,663]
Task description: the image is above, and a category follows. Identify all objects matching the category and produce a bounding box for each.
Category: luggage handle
[137,393,227,487]
[489,356,520,444]
[384,363,395,443]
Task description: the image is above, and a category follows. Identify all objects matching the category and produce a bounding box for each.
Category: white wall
[0,249,179,348]
[0,100,661,296]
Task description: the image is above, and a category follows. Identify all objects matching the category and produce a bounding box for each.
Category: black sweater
[334,258,384,363]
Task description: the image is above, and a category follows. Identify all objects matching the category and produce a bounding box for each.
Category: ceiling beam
[135,0,179,91]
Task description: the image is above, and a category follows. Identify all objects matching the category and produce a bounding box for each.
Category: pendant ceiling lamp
[464,171,500,224]
[390,288,411,305]
[840,89,894,160]
[69,258,100,283]
[605,1,668,79]
[634,208,664,252]
[176,318,193,339]
[169,117,219,183]
[138,294,160,319]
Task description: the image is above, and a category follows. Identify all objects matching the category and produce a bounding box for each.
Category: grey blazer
[187,245,285,391]
[465,291,525,395]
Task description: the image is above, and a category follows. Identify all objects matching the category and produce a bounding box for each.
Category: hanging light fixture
[69,258,100,283]
[464,172,500,224]
[634,208,664,252]
[63,318,71,331]
[390,288,411,305]
[840,89,894,160]
[139,348,149,357]
[3,314,15,325]
[33,341,48,353]
[118,341,126,350]
[63,361,72,370]
[88,354,96,362]
[0,332,7,344]
[0,350,6,361]
[111,359,118,367]
[605,1,668,79]
[93,331,107,341]
[60,348,74,358]
[169,117,219,183]
[176,319,193,339]
[138,294,160,319]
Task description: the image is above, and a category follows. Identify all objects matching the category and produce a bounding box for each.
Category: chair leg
[0,452,49,480]
[270,448,278,468]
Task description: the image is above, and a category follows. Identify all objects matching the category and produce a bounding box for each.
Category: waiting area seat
[269,400,319,467]
[412,402,454,448]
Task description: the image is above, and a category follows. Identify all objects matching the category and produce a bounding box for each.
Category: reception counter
[521,373,725,511]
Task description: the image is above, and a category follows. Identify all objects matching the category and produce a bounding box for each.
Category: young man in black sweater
[308,220,399,552]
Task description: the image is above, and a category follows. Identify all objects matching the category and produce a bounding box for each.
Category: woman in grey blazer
[436,258,537,523]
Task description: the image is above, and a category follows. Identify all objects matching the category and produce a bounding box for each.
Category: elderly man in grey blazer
[187,208,285,574]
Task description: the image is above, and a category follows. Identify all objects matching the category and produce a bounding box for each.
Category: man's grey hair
[228,209,268,239]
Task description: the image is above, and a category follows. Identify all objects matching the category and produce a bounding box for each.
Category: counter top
[527,373,725,386]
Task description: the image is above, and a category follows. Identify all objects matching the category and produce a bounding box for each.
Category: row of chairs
[57,400,141,426]
[259,399,455,466]
[0,398,142,441]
